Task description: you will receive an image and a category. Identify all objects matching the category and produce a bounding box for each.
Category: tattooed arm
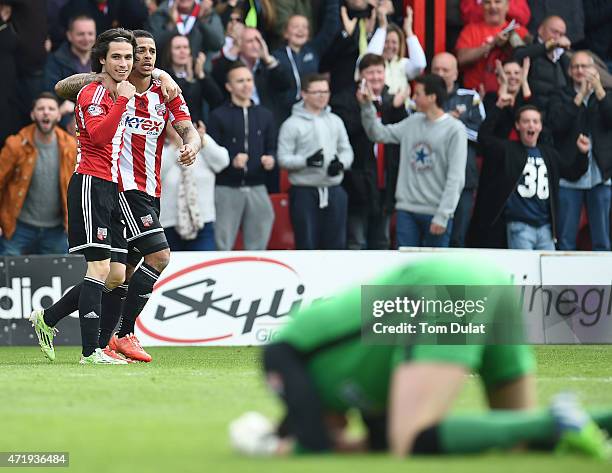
[173,120,202,166]
[55,72,117,101]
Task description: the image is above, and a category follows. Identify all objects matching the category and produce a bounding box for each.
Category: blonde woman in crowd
[366,5,426,95]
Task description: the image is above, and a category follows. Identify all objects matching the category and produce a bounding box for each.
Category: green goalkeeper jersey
[274,254,535,415]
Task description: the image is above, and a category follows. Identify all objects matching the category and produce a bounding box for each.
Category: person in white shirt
[366,5,426,95]
[160,120,229,250]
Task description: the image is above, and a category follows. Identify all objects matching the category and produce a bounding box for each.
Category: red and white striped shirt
[119,82,191,197]
[75,83,128,183]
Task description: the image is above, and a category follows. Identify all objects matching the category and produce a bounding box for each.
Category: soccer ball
[228,411,280,456]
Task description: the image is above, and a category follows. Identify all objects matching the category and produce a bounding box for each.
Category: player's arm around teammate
[55,70,182,104]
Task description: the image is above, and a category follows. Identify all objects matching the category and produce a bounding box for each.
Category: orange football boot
[109,333,152,363]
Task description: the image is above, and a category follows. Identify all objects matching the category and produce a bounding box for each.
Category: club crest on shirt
[155,103,167,116]
[87,105,103,116]
[141,214,154,227]
[411,143,433,170]
[97,227,108,240]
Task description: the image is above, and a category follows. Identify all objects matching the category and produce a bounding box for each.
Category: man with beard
[0,92,77,255]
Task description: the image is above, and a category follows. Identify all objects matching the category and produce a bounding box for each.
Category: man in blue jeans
[0,93,77,255]
[359,74,467,248]
[477,101,590,250]
[277,73,353,250]
[549,51,612,251]
[431,52,486,248]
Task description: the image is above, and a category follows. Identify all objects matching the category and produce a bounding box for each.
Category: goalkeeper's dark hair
[91,28,137,73]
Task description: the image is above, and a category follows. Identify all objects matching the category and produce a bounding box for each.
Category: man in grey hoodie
[277,73,353,249]
[359,74,467,248]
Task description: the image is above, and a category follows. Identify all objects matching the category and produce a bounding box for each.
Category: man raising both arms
[36,30,201,363]
[30,28,137,364]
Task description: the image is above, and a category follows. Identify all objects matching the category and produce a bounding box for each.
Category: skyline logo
[136,257,305,344]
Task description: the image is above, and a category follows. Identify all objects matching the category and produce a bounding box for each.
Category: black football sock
[79,277,105,357]
[99,284,128,348]
[43,282,82,327]
[117,263,160,338]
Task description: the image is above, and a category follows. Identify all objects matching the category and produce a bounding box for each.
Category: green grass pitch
[1,346,611,473]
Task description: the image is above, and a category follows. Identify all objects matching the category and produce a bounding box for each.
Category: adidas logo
[138,293,152,299]
[83,311,99,319]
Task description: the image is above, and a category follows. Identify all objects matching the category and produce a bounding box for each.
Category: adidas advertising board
[0,255,86,346]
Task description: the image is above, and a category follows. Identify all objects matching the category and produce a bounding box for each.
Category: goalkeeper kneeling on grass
[229,255,612,459]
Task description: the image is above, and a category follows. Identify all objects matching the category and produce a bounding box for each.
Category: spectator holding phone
[358,74,467,248]
[456,0,530,94]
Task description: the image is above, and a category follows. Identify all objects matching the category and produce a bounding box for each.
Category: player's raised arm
[55,72,118,102]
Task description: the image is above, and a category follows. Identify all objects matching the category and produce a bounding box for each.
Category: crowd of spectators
[0,0,611,255]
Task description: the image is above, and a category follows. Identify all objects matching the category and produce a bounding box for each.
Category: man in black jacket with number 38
[469,103,589,249]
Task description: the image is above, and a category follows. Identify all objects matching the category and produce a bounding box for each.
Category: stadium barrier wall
[0,250,611,346]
